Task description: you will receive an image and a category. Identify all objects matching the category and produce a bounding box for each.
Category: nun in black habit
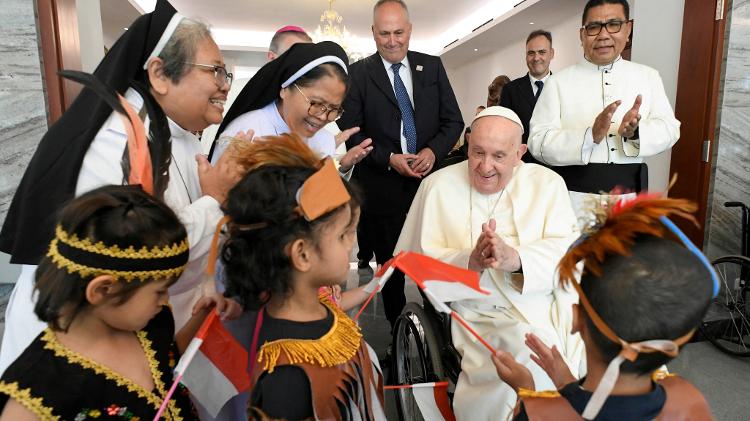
[0,0,241,373]
[208,41,372,176]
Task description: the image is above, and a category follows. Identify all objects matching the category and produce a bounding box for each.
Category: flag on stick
[353,254,399,322]
[384,382,455,421]
[154,312,250,420]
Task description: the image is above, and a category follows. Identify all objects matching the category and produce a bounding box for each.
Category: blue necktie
[534,80,544,100]
[391,63,417,154]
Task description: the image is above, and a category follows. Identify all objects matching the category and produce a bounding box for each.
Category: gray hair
[158,18,212,83]
[373,0,409,17]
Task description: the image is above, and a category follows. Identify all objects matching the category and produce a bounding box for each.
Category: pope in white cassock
[528,0,680,225]
[395,106,585,420]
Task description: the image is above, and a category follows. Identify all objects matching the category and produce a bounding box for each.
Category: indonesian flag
[397,252,498,354]
[384,382,455,421]
[354,256,398,321]
[178,312,251,417]
[395,252,490,313]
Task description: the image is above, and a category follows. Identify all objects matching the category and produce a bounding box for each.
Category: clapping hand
[479,219,522,272]
[492,350,535,393]
[525,333,577,389]
[339,139,373,172]
[618,95,642,139]
[592,100,621,143]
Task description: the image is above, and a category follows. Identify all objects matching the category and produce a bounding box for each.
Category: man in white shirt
[396,106,584,421]
[500,29,555,164]
[528,0,680,224]
[337,0,463,328]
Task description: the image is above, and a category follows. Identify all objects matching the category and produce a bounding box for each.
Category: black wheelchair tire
[700,255,750,357]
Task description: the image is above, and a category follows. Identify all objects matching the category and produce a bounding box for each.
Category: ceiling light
[474,48,478,51]
[529,22,535,25]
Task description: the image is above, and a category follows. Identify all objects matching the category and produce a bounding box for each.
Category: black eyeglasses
[184,62,233,88]
[582,19,629,36]
[293,84,344,121]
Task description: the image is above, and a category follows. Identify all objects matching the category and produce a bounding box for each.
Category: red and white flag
[353,255,398,321]
[177,312,251,417]
[395,252,490,313]
[384,382,455,421]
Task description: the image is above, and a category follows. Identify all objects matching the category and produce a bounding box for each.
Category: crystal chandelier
[313,0,351,51]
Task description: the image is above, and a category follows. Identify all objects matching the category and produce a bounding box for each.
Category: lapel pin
[416,65,423,71]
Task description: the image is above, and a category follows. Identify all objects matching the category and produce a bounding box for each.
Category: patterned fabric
[0,307,197,420]
[534,80,544,100]
[391,63,417,154]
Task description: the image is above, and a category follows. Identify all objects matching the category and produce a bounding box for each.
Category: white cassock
[395,162,585,421]
[0,88,223,373]
[528,57,680,223]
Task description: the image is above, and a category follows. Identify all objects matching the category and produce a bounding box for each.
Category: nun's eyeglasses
[293,84,344,121]
[184,62,233,88]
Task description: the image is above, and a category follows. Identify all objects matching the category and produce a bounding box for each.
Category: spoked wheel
[700,255,750,356]
[392,303,445,421]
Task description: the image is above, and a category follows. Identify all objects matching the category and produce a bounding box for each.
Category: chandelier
[313,0,351,51]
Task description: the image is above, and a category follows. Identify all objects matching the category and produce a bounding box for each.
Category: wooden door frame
[669,0,730,247]
[35,0,82,125]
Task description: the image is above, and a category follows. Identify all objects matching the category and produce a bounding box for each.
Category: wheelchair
[389,285,462,420]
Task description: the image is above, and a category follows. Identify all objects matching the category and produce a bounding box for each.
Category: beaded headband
[47,225,190,282]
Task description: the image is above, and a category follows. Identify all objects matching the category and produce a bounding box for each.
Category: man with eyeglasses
[528,0,680,225]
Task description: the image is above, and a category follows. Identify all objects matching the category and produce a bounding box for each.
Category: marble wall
[0,0,47,226]
[706,0,750,259]
[0,0,47,282]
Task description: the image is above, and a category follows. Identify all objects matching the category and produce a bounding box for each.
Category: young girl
[221,134,386,420]
[0,185,233,421]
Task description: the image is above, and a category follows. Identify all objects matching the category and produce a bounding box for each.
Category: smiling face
[526,35,554,79]
[279,74,346,138]
[467,117,526,195]
[161,37,229,132]
[580,3,632,66]
[372,2,412,64]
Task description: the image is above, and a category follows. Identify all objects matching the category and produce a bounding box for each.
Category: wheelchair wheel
[392,302,446,421]
[700,255,750,356]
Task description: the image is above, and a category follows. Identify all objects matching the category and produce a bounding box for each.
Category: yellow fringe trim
[257,297,362,373]
[652,369,676,381]
[41,329,182,421]
[517,388,561,399]
[0,381,60,420]
[54,225,189,259]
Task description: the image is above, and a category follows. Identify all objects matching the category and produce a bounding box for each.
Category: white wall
[444,10,583,128]
[630,0,685,192]
[77,0,105,72]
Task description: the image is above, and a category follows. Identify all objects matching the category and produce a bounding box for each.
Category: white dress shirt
[529,72,551,97]
[381,55,414,154]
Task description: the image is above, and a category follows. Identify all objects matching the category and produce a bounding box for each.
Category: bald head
[467,115,526,194]
[268,30,312,61]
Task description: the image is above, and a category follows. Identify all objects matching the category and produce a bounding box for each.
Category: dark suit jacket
[500,73,540,164]
[338,51,463,215]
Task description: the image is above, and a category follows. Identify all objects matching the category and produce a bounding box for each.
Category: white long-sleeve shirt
[76,89,223,317]
[529,57,680,166]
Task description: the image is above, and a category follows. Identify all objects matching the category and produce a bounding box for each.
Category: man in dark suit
[500,29,555,163]
[338,0,463,328]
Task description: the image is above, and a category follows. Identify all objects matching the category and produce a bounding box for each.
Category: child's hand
[192,294,243,321]
[525,333,577,389]
[331,285,343,302]
[492,350,535,393]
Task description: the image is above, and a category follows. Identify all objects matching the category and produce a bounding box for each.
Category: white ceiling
[99,0,538,54]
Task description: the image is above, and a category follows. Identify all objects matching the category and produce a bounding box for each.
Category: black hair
[526,29,552,45]
[221,166,351,310]
[582,0,630,25]
[580,235,712,375]
[294,62,349,94]
[34,185,187,331]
